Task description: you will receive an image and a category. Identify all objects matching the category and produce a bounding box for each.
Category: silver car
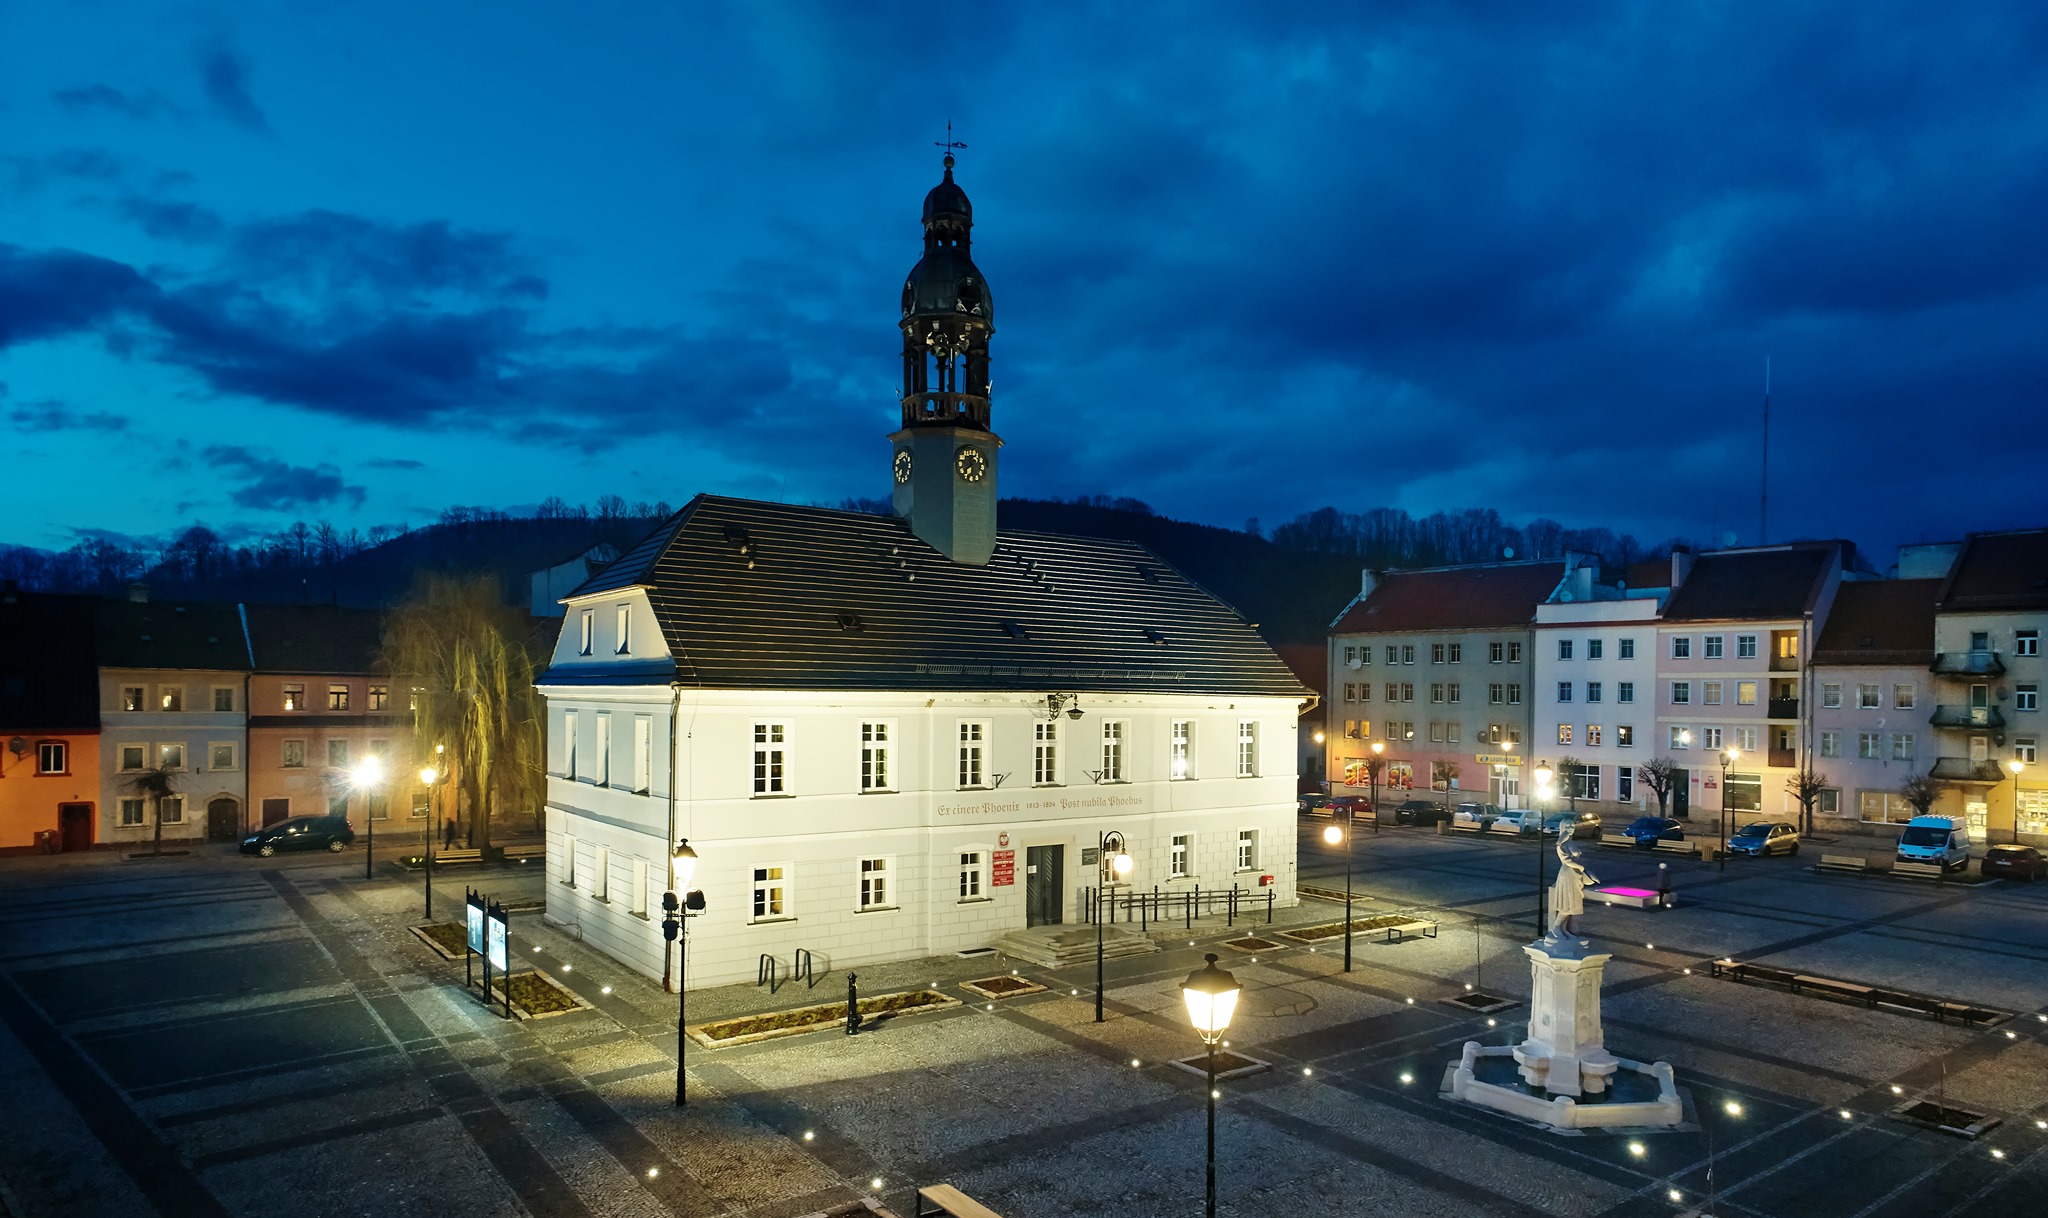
[1726,821,1800,857]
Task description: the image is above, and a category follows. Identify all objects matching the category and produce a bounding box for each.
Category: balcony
[1767,697,1800,719]
[1928,705,2004,729]
[1931,652,2005,677]
[1769,655,1801,672]
[1929,757,2006,783]
[1767,747,1797,770]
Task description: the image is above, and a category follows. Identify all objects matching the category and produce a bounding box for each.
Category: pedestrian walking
[444,818,457,850]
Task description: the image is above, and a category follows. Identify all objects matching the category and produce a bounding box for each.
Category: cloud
[195,41,267,131]
[118,197,226,243]
[221,210,548,304]
[364,457,425,470]
[51,84,181,121]
[201,444,366,511]
[6,401,130,432]
[0,244,158,348]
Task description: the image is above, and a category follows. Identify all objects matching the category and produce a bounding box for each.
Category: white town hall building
[538,155,1309,988]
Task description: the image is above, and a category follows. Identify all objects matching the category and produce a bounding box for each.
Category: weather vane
[935,119,966,162]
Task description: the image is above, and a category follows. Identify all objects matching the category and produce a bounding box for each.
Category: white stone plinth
[1513,934,1620,1097]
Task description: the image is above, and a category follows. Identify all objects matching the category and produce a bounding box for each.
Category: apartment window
[1168,720,1190,780]
[1507,684,1522,705]
[563,710,578,779]
[1171,834,1191,878]
[121,685,144,712]
[1385,646,1398,665]
[282,739,306,769]
[1357,682,1371,702]
[591,714,611,785]
[1735,727,1757,752]
[614,604,631,655]
[1670,727,1690,749]
[1671,682,1691,705]
[752,723,787,795]
[1617,769,1634,801]
[862,721,894,792]
[958,851,986,900]
[2019,684,2039,712]
[2016,736,2038,764]
[1557,682,1573,704]
[1490,642,1504,664]
[1702,727,1723,750]
[209,743,236,771]
[1617,681,1635,704]
[1616,724,1634,748]
[1430,683,1445,704]
[1237,721,1259,777]
[158,686,183,712]
[159,742,186,770]
[1573,765,1602,801]
[1971,631,1991,652]
[2018,630,2041,657]
[1429,722,1444,743]
[592,847,610,901]
[1894,683,1916,709]
[1342,645,1357,665]
[751,865,789,920]
[1101,721,1127,782]
[1489,683,1504,705]
[321,684,347,712]
[119,743,145,772]
[628,858,649,915]
[1402,645,1416,665]
[1816,788,1839,814]
[1619,638,1636,659]
[282,684,306,712]
[859,857,892,910]
[957,721,988,788]
[1447,682,1461,703]
[1857,684,1880,709]
[1343,683,1356,702]
[1672,637,1691,659]
[1446,721,1462,743]
[1558,639,1574,661]
[1587,639,1603,660]
[1557,724,1573,745]
[1343,719,1358,739]
[1432,642,1446,664]
[579,611,594,656]
[1507,642,1523,663]
[1820,731,1841,758]
[212,686,235,712]
[1236,830,1258,871]
[562,835,578,886]
[633,716,653,793]
[369,684,389,711]
[1702,681,1723,706]
[36,741,67,774]
[1385,682,1399,703]
[1822,683,1842,709]
[1736,681,1757,706]
[1587,725,1603,747]
[1704,635,1724,659]
[1858,732,1881,760]
[1358,646,1372,665]
[119,798,145,826]
[325,739,348,768]
[1737,635,1758,659]
[1891,733,1915,761]
[1586,681,1603,703]
[160,796,184,825]
[1447,643,1462,663]
[367,793,389,820]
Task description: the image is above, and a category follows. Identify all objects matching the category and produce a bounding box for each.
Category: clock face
[892,449,913,484]
[955,446,988,483]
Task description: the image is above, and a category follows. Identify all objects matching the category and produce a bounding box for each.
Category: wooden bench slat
[918,1183,1006,1218]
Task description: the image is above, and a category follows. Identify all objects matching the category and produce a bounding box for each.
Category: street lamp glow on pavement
[1181,953,1242,1218]
[417,763,441,917]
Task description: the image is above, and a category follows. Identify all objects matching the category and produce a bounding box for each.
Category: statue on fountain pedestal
[1548,836,1597,939]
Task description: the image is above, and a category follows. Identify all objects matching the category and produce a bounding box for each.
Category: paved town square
[2,821,2044,1218]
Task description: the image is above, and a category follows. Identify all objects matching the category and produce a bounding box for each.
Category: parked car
[1896,815,1971,871]
[1546,810,1603,840]
[1726,821,1801,857]
[1451,801,1505,827]
[241,815,355,857]
[1622,816,1686,848]
[1395,799,1453,826]
[1980,844,2047,882]
[1299,793,1365,819]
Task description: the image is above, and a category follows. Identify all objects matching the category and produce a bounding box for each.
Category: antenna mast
[1759,356,1771,544]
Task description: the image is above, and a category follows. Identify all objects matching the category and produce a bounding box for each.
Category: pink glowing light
[1596,886,1660,898]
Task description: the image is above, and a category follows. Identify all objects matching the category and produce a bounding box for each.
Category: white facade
[1531,600,1662,813]
[99,668,247,843]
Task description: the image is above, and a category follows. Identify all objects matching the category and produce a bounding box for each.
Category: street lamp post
[352,756,384,880]
[1323,821,1354,971]
[1532,763,1554,937]
[661,840,701,1107]
[1719,748,1741,873]
[1181,953,1243,1218]
[417,765,439,917]
[2010,759,2027,845]
[1095,831,1132,1023]
[1367,740,1385,835]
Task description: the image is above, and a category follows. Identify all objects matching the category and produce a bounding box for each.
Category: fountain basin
[1448,1042,1683,1130]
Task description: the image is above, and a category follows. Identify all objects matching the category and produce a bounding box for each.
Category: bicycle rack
[758,953,780,992]
[794,948,816,988]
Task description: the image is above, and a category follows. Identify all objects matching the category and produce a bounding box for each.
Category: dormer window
[579,611,594,657]
[615,605,631,655]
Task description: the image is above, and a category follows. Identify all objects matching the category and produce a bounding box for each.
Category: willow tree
[380,574,546,851]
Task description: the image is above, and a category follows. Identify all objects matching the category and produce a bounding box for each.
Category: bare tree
[127,766,179,857]
[1900,773,1945,817]
[1786,766,1832,835]
[1636,757,1681,818]
[1556,755,1586,812]
[1432,759,1461,811]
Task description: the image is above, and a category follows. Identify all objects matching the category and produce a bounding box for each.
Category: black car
[241,815,356,857]
[1981,844,2048,881]
[1621,816,1685,848]
[1395,799,1454,826]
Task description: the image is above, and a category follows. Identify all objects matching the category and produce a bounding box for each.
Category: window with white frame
[1101,721,1127,782]
[1236,829,1258,871]
[119,743,145,771]
[1168,720,1190,780]
[614,604,631,655]
[282,739,305,769]
[369,684,389,711]
[1586,681,1602,703]
[1894,683,1916,709]
[957,721,988,788]
[158,686,183,712]
[633,716,653,793]
[119,797,145,826]
[563,710,578,778]
[579,610,594,656]
[1490,642,1504,663]
[958,851,986,900]
[2018,629,2040,657]
[1507,684,1522,705]
[1557,724,1573,745]
[212,686,235,712]
[1587,725,1603,747]
[209,742,236,771]
[595,714,612,786]
[1858,732,1881,759]
[1858,683,1880,709]
[1891,733,1915,761]
[1401,682,1415,701]
[859,857,892,910]
[1617,769,1634,801]
[121,685,144,712]
[1402,645,1416,664]
[159,742,186,770]
[1029,721,1058,785]
[1385,645,1398,665]
[1171,833,1192,878]
[1557,682,1573,703]
[753,723,787,795]
[1671,681,1691,705]
[1236,720,1258,777]
[1587,639,1603,660]
[1704,635,1723,659]
[2019,684,2040,712]
[1617,681,1635,703]
[1819,788,1840,814]
[1432,642,1446,663]
[1429,722,1444,743]
[2015,736,2038,763]
[1507,642,1523,663]
[1488,683,1503,705]
[282,683,306,712]
[1820,731,1841,758]
[1343,645,1357,666]
[1702,681,1722,706]
[1558,639,1574,660]
[326,739,348,769]
[593,846,609,901]
[1619,638,1635,659]
[1447,721,1462,743]
[327,684,350,711]
[1430,683,1444,703]
[1735,681,1757,706]
[1447,682,1461,703]
[751,865,789,920]
[1736,635,1758,659]
[1671,637,1691,659]
[36,741,67,774]
[862,721,893,791]
[1357,682,1371,702]
[1448,643,1462,663]
[159,795,184,824]
[1343,683,1355,702]
[1704,727,1724,750]
[1822,683,1842,709]
[1670,726,1690,749]
[1735,727,1757,751]
[631,858,649,915]
[1617,724,1634,747]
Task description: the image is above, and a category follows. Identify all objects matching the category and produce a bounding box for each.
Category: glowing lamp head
[418,766,438,786]
[1533,765,1553,786]
[1323,825,1342,845]
[1110,851,1133,878]
[1725,747,1741,763]
[352,756,384,786]
[671,839,700,894]
[1502,739,1515,752]
[1312,730,1325,745]
[2010,759,2026,775]
[1180,953,1241,1044]
[1371,741,1385,756]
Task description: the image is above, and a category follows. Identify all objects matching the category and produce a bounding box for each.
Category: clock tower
[890,151,999,565]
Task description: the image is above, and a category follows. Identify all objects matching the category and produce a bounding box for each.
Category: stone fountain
[1446,838,1686,1131]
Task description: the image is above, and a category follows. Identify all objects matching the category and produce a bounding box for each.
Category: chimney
[1360,569,1379,600]
[1669,548,1694,590]
[128,582,150,603]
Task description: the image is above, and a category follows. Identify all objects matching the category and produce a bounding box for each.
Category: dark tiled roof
[1936,528,2048,613]
[95,599,251,671]
[553,496,1307,697]
[1812,580,1938,666]
[0,591,101,732]
[244,604,390,675]
[1660,544,1839,623]
[1330,562,1565,635]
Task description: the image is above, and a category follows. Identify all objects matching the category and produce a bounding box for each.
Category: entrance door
[1024,844,1064,927]
[1964,799,1988,842]
[58,803,93,852]
[262,797,291,827]
[1671,769,1690,818]
[207,797,241,841]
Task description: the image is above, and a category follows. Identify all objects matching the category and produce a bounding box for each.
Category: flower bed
[689,989,959,1048]
[959,974,1046,1000]
[491,970,583,1019]
[1282,914,1416,943]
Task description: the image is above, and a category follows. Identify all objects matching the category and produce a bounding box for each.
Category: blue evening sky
[3,2,2044,557]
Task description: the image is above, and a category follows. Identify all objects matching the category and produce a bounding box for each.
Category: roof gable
[1330,562,1566,635]
[1936,528,2048,613]
[244,604,389,674]
[94,599,251,672]
[1812,579,1938,666]
[1660,544,1838,623]
[0,591,101,731]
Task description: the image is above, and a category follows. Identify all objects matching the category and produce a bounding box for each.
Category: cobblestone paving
[0,824,2044,1217]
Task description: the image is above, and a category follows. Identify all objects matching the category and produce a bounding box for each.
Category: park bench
[499,842,546,865]
[1814,853,1868,875]
[1792,975,1876,1007]
[1651,838,1701,859]
[1710,960,1800,990]
[916,1184,1006,1218]
[1889,861,1948,880]
[433,847,484,867]
[1375,916,1439,944]
[1598,831,1634,848]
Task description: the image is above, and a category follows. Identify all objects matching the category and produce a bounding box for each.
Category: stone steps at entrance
[993,925,1158,969]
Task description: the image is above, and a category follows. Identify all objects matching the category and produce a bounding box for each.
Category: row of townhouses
[1322,528,2048,845]
[0,586,438,853]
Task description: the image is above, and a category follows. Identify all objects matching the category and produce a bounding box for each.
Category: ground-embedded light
[1668,1189,1683,1203]
[1131,1058,1141,1068]
[1303,1067,1313,1076]
[646,1167,659,1178]
[1399,1072,1414,1085]
[870,1178,884,1190]
[600,985,613,995]
[803,1130,815,1141]
[1724,1100,1744,1116]
[1210,1089,1220,1099]
[1627,1141,1645,1157]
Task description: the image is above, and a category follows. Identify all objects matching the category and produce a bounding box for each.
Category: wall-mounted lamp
[1046,693,1086,721]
